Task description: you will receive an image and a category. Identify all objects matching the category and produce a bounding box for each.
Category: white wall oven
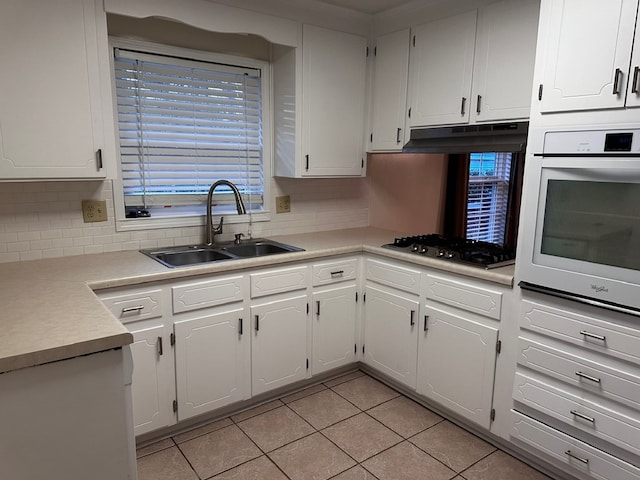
[518,129,640,315]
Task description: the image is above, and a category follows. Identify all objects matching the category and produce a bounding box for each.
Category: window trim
[108,37,272,232]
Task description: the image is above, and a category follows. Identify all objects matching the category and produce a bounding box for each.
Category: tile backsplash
[0,177,369,263]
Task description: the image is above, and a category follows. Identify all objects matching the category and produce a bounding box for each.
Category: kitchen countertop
[0,227,514,374]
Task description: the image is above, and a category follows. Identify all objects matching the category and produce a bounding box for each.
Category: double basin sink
[142,238,304,268]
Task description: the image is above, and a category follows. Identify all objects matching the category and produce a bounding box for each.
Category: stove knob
[419,246,428,254]
[437,250,445,257]
[411,244,419,252]
[445,251,455,259]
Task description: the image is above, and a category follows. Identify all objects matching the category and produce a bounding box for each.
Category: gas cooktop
[382,234,516,269]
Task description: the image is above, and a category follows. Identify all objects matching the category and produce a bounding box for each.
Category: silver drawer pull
[122,305,144,314]
[570,410,595,423]
[565,450,589,464]
[579,330,606,341]
[330,270,344,277]
[575,371,601,384]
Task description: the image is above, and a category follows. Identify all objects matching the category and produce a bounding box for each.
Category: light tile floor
[136,371,552,480]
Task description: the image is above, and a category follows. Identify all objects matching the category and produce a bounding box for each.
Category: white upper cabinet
[538,0,639,113]
[274,25,367,177]
[0,0,114,179]
[369,29,410,152]
[407,0,539,127]
[408,11,477,127]
[627,7,640,108]
[472,0,540,122]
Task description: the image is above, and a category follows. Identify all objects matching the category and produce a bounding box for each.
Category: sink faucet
[206,180,247,246]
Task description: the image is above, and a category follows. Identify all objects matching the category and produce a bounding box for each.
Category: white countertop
[0,227,514,374]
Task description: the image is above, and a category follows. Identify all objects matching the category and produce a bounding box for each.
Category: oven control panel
[543,129,640,154]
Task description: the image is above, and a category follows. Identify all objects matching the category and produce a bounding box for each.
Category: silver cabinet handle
[580,330,606,341]
[255,315,260,332]
[424,315,429,332]
[632,66,640,94]
[565,450,589,464]
[396,127,402,144]
[330,270,344,277]
[157,336,163,356]
[570,410,595,423]
[575,371,601,384]
[122,305,144,314]
[613,68,623,95]
[410,310,415,327]
[460,97,467,115]
[316,300,321,316]
[476,94,482,114]
[239,318,243,336]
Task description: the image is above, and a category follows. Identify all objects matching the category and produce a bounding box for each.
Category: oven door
[520,157,640,312]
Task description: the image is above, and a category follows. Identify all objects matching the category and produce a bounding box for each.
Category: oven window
[541,180,640,270]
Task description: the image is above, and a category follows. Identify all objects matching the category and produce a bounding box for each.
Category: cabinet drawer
[365,258,420,294]
[425,274,502,319]
[250,266,308,298]
[512,411,640,480]
[99,288,163,324]
[312,258,357,286]
[513,373,640,457]
[518,337,640,411]
[172,275,244,314]
[521,300,640,366]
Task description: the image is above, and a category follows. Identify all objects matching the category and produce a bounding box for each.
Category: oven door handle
[543,166,640,181]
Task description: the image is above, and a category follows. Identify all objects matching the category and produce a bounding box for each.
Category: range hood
[403,121,529,153]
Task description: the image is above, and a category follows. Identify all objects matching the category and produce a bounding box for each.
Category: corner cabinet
[407,0,539,127]
[537,0,640,113]
[0,0,114,179]
[368,29,411,152]
[273,25,367,177]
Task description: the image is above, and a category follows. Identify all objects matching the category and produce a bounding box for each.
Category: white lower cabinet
[128,324,176,435]
[174,306,248,421]
[251,294,309,396]
[312,284,357,375]
[363,284,419,389]
[418,304,498,429]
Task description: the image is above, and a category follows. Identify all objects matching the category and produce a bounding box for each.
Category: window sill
[115,211,271,232]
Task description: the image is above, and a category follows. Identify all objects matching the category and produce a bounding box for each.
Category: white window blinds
[113,48,263,212]
[466,152,512,244]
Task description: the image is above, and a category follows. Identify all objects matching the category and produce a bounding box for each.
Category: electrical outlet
[81,200,108,223]
[276,195,291,213]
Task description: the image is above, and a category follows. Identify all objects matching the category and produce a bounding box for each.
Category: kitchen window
[444,152,523,247]
[110,40,271,230]
[466,152,511,243]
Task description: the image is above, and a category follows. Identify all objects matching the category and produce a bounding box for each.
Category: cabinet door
[251,294,308,395]
[471,0,540,122]
[302,24,366,176]
[408,11,477,127]
[312,284,357,375]
[174,307,247,421]
[0,0,107,179]
[539,0,638,113]
[370,29,410,152]
[626,14,640,108]
[129,325,175,436]
[363,284,419,389]
[417,304,498,429]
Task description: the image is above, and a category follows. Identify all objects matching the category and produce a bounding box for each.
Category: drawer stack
[512,298,640,480]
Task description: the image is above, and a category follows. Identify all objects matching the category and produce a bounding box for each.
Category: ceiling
[313,0,417,14]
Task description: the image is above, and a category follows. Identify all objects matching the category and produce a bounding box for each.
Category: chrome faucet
[205,180,247,246]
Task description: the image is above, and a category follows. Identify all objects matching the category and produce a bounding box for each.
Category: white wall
[0,178,369,263]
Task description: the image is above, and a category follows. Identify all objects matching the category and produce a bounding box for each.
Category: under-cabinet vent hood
[403,122,529,153]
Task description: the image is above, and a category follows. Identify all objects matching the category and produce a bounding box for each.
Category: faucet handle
[213,216,224,234]
[234,233,245,245]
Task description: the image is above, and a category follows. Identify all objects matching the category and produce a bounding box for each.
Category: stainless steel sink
[141,239,303,268]
[218,241,303,258]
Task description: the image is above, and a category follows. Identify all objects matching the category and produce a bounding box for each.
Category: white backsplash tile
[0,178,369,263]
